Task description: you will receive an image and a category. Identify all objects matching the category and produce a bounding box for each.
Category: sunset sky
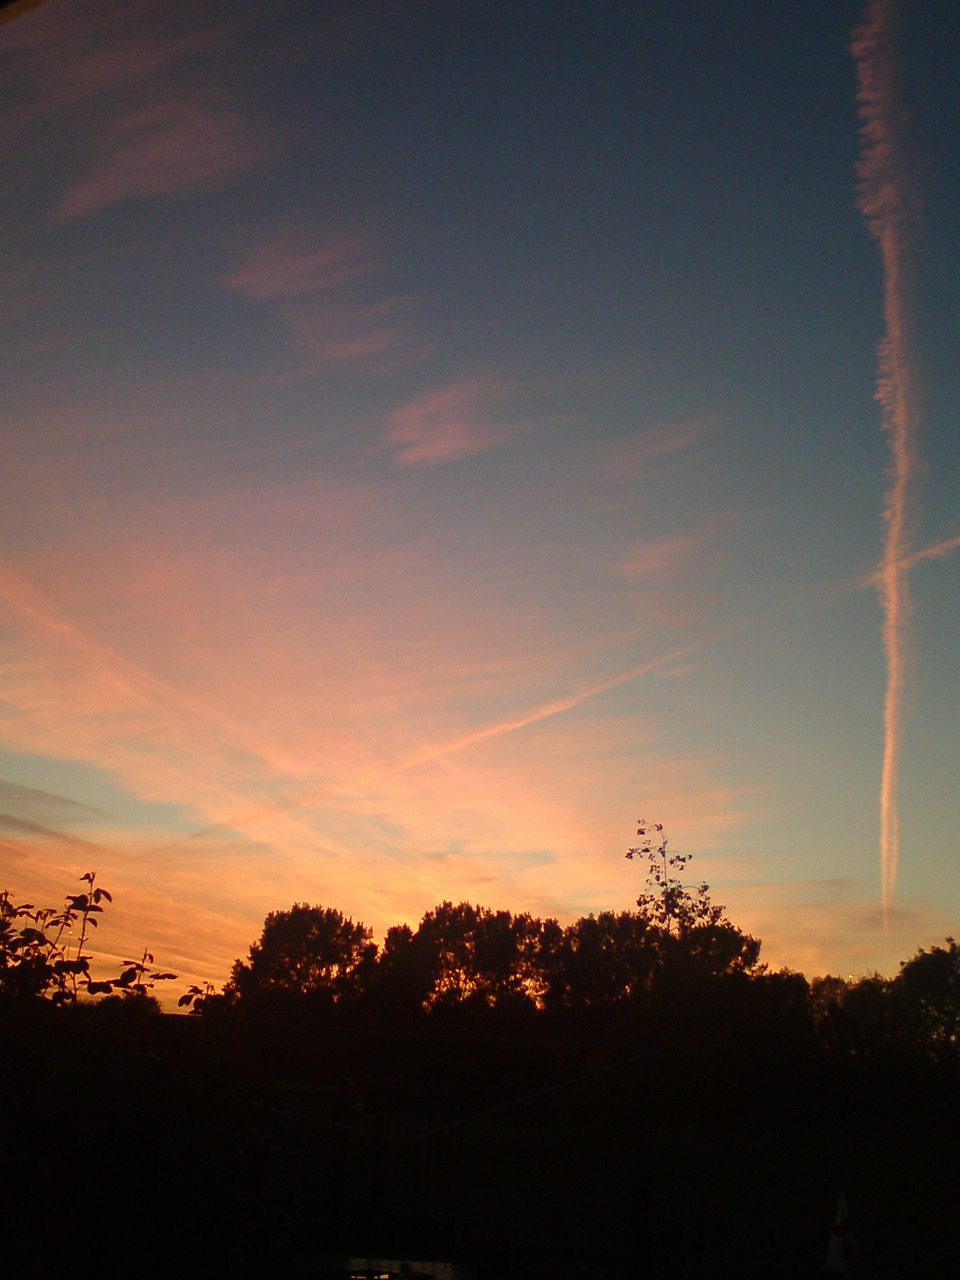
[1,0,958,1000]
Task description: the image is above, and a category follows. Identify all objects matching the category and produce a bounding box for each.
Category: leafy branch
[178,981,217,1014]
[626,819,724,936]
[0,873,176,1006]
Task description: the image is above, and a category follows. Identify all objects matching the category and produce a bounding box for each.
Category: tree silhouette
[894,938,960,1062]
[548,910,656,1011]
[626,819,760,977]
[228,903,377,1011]
[406,902,551,1015]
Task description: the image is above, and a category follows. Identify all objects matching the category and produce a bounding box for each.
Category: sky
[1,0,958,1001]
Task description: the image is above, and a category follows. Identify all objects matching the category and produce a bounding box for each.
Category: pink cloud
[385,380,517,467]
[1,0,271,225]
[225,231,425,371]
[52,98,268,222]
[61,31,210,98]
[287,294,422,369]
[616,510,756,590]
[0,479,766,996]
[225,238,372,299]
[401,646,697,771]
[600,416,722,486]
[1,0,246,109]
[617,533,705,582]
[0,388,769,995]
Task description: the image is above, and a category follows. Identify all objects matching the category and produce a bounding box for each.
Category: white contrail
[399,646,696,771]
[852,0,921,922]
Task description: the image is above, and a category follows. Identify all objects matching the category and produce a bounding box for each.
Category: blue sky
[1,0,957,996]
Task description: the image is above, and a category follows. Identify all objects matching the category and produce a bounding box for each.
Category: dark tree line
[215,900,960,1067]
[219,898,760,1024]
[2,830,958,1070]
[192,822,960,1071]
[2,828,959,1275]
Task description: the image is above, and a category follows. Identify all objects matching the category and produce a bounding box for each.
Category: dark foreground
[1,1001,956,1278]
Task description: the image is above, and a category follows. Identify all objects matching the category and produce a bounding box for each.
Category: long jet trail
[852,0,920,922]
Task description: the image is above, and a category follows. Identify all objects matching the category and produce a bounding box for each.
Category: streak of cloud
[384,380,524,467]
[791,533,960,619]
[852,0,921,922]
[0,777,104,824]
[600,417,723,482]
[401,646,696,771]
[226,229,422,371]
[0,556,305,811]
[225,236,373,300]
[142,645,698,864]
[0,1,272,222]
[859,534,960,591]
[902,534,960,571]
[0,809,108,853]
[52,98,268,222]
[617,533,704,583]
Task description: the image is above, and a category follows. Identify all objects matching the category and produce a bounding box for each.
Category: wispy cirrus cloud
[400,646,697,770]
[610,511,756,637]
[283,293,419,369]
[0,0,224,103]
[617,533,707,583]
[226,229,423,371]
[0,435,762,995]
[52,98,269,223]
[1,0,272,220]
[599,416,723,484]
[225,237,373,299]
[384,379,525,467]
[0,777,105,826]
